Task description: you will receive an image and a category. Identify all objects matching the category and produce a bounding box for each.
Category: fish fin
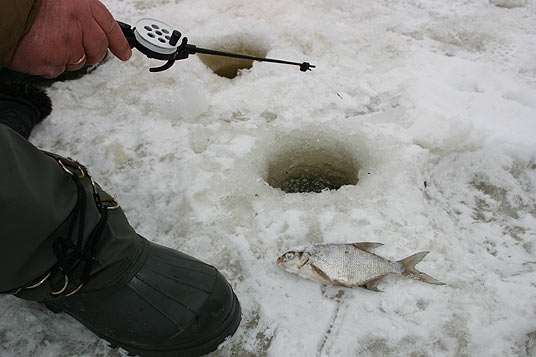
[398,251,445,285]
[332,279,353,288]
[310,264,333,284]
[351,242,384,252]
[363,279,382,292]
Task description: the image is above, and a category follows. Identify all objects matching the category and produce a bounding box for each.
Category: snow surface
[2,0,536,356]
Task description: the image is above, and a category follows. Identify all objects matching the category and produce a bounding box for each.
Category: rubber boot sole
[44,291,241,357]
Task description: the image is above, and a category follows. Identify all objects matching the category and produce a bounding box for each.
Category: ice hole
[266,141,359,193]
[198,41,268,79]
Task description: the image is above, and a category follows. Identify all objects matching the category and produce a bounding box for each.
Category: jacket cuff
[0,0,42,68]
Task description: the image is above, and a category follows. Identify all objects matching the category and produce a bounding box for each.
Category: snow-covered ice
[1,0,536,356]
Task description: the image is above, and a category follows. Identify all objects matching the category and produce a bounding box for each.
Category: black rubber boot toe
[44,240,241,357]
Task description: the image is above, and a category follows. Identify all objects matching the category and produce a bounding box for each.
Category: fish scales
[310,244,403,286]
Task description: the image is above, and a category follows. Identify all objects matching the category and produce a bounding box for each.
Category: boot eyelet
[50,275,69,296]
[24,271,51,289]
[64,283,85,297]
[56,158,85,179]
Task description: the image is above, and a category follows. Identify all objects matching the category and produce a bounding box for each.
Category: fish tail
[398,251,445,285]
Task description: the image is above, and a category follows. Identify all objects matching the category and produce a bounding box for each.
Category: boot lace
[21,156,119,297]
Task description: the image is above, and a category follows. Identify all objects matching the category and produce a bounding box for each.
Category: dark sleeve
[0,0,41,67]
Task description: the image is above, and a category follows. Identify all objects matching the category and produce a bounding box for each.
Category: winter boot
[0,126,241,356]
[0,81,52,138]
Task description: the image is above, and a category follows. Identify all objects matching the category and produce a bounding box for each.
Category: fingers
[8,0,131,78]
[82,20,109,65]
[12,45,69,79]
[40,67,66,79]
[65,52,87,71]
[91,0,132,61]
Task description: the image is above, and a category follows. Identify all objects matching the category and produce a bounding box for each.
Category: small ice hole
[266,145,359,193]
[198,42,268,79]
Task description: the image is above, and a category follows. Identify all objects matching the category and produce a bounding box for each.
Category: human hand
[7,0,132,78]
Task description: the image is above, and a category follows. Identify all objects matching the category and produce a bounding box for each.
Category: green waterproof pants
[0,124,145,296]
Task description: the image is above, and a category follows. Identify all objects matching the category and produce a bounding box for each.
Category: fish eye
[284,252,295,260]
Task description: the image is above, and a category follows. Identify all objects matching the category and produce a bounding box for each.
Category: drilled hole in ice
[266,142,359,193]
[198,41,268,79]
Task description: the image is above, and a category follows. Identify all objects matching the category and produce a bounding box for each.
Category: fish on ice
[277,242,445,291]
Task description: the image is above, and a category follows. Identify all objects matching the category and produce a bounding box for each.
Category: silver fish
[277,242,444,291]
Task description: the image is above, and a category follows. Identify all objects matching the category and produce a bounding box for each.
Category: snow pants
[0,123,145,297]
